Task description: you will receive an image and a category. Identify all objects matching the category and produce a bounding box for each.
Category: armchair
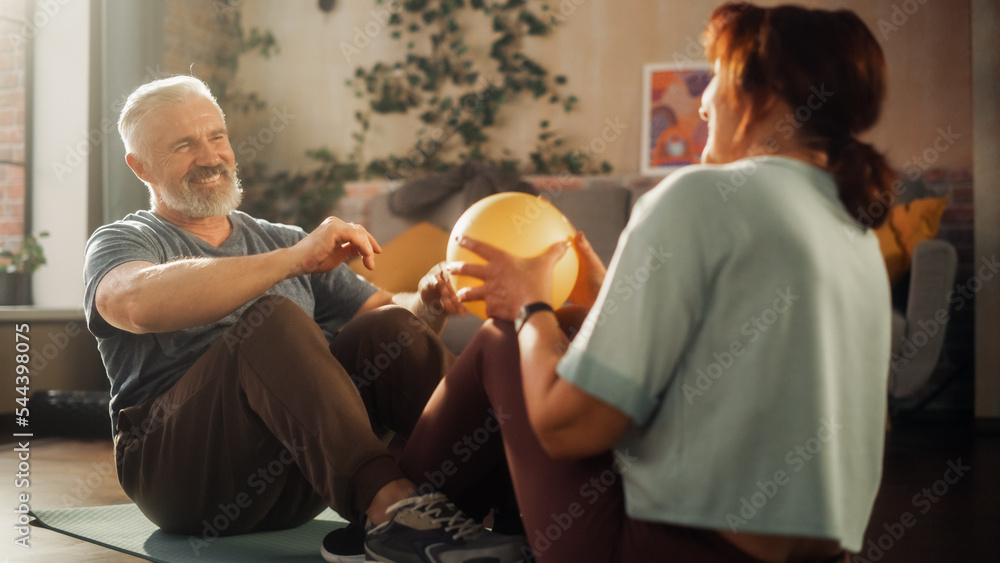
[887,239,958,400]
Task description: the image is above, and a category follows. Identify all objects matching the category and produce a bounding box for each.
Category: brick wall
[1,0,241,263]
[920,167,976,411]
[0,0,27,259]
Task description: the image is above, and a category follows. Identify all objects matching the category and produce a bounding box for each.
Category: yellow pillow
[892,197,947,256]
[874,197,947,285]
[874,223,907,285]
[349,222,451,293]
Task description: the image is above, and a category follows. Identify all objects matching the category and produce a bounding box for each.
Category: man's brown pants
[113,296,451,540]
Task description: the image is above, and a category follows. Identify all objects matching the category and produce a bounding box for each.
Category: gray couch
[365,182,956,401]
[364,185,636,354]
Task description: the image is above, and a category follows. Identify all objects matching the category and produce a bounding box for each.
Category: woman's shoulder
[646,157,829,207]
[638,162,752,214]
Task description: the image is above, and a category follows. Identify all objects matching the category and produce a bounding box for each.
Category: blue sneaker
[365,492,529,562]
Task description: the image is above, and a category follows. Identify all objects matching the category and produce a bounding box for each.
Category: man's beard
[156,163,244,219]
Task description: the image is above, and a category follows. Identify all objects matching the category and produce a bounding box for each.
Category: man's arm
[96,252,294,334]
[95,217,381,334]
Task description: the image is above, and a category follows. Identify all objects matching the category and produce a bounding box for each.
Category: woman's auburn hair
[703,2,896,229]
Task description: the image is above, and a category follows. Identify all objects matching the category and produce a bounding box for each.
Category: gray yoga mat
[31,503,349,562]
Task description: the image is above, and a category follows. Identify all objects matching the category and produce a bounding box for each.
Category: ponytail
[828,138,896,230]
[704,4,894,230]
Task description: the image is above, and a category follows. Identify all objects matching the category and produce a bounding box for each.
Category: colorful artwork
[641,63,712,175]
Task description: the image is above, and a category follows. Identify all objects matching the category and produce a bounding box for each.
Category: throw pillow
[349,222,451,293]
[874,223,907,285]
[874,197,948,285]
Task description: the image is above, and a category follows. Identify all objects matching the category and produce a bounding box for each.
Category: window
[0,0,31,260]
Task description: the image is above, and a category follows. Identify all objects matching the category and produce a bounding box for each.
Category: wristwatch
[515,302,554,335]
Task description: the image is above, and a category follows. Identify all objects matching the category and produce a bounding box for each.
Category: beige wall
[232,0,973,176]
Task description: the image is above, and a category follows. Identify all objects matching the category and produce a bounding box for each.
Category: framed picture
[640,62,713,176]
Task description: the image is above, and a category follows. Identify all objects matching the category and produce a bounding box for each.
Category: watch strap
[515,302,555,334]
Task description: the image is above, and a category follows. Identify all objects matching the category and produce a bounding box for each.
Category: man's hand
[418,262,468,317]
[289,217,382,277]
[387,262,467,334]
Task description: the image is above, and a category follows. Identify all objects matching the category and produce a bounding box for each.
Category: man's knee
[339,305,436,350]
[334,305,446,386]
[244,294,304,325]
[223,295,312,352]
[352,304,421,335]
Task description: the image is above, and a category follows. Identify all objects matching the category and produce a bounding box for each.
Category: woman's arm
[517,308,632,460]
[450,232,630,460]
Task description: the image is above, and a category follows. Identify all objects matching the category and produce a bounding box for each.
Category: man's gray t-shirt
[83,210,378,428]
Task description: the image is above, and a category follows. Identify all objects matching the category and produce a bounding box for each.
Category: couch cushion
[893,197,948,256]
[875,221,908,285]
[549,187,633,265]
[874,197,947,285]
[367,192,468,243]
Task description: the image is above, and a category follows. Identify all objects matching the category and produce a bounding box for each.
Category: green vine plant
[0,232,49,275]
[239,0,612,232]
[209,3,278,117]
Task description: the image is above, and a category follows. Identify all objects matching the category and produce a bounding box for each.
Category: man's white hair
[117,75,225,161]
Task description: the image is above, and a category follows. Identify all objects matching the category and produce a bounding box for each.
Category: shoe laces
[386,492,483,542]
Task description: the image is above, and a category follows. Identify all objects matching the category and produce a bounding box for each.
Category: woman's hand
[566,231,607,308]
[448,236,572,321]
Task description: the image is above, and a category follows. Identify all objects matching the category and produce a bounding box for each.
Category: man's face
[140,97,242,219]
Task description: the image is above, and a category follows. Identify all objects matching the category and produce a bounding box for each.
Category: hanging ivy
[212,5,278,117]
[240,0,611,231]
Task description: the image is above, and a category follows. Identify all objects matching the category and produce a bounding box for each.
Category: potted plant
[0,231,49,306]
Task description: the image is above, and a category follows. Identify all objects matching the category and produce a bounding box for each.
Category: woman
[397,3,894,562]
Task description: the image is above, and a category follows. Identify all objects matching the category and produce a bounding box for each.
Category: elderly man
[83,75,526,563]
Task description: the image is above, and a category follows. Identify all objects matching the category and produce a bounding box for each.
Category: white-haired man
[84,75,526,563]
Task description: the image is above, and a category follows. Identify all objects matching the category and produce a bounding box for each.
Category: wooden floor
[860,412,1000,562]
[1,437,140,562]
[1,411,997,562]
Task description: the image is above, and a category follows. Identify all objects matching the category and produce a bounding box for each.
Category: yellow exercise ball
[447,192,579,319]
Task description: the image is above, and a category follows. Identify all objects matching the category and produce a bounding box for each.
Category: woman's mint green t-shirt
[558,156,891,551]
